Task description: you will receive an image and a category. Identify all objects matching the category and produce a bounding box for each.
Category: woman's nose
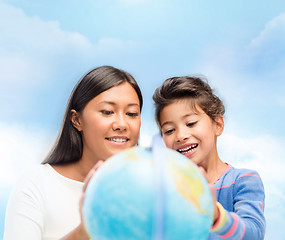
[112,114,128,131]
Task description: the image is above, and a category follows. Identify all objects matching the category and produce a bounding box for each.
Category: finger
[83,160,104,192]
[198,166,206,176]
[198,166,211,183]
[79,193,85,212]
[210,185,217,200]
[93,160,104,171]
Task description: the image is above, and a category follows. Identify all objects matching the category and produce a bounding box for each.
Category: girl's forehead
[168,98,204,114]
[160,100,205,125]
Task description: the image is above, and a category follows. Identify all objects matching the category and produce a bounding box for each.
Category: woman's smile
[105,136,130,145]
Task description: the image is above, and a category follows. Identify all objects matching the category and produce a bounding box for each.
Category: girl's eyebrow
[160,113,196,128]
[161,121,172,128]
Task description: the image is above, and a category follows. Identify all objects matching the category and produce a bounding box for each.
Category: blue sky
[0,0,285,239]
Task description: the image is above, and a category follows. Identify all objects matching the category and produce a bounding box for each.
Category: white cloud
[0,122,55,186]
[194,13,285,238]
[0,2,94,55]
[0,1,149,125]
[0,55,49,87]
[243,12,285,77]
[139,118,159,148]
[249,12,285,51]
[199,12,285,105]
[218,132,285,239]
[0,1,146,87]
[0,1,94,86]
[219,133,285,182]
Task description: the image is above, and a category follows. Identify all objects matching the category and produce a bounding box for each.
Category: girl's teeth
[177,144,198,153]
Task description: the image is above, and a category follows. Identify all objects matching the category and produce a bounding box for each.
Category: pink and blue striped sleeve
[211,171,265,239]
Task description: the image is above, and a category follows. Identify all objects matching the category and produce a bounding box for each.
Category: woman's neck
[52,157,101,182]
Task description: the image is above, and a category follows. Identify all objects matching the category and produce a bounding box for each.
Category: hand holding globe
[82,138,214,240]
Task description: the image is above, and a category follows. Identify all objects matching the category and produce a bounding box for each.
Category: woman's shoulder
[13,163,83,188]
[6,164,53,209]
[10,164,53,193]
[15,164,53,182]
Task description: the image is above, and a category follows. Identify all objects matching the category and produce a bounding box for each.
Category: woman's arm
[4,177,44,240]
[60,161,103,240]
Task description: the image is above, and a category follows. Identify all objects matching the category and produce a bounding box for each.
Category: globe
[82,143,213,240]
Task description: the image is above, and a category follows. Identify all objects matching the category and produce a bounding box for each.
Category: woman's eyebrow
[99,101,139,107]
[128,103,140,107]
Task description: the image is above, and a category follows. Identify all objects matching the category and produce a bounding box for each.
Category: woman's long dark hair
[43,66,143,165]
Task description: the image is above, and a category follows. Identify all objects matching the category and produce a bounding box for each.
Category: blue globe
[82,145,213,240]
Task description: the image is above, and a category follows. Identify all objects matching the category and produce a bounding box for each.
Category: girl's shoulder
[226,165,262,180]
[214,164,263,190]
[215,165,265,203]
[221,165,264,194]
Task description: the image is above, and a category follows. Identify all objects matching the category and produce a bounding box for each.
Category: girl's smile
[159,99,223,168]
[176,143,198,158]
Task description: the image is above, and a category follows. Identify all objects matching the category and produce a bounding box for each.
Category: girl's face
[159,99,223,167]
[73,82,141,162]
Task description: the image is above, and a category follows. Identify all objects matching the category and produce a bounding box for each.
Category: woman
[4,66,143,240]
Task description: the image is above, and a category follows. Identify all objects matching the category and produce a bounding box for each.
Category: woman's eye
[126,112,139,117]
[187,121,197,127]
[101,110,113,115]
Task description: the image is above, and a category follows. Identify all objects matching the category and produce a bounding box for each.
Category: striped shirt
[209,165,266,240]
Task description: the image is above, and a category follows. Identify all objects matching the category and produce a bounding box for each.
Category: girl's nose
[175,128,189,142]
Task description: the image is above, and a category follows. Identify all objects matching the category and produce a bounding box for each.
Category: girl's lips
[176,143,198,157]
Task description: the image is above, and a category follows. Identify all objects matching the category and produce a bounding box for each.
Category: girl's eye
[187,121,197,127]
[101,110,113,115]
[126,112,139,117]
[164,129,175,135]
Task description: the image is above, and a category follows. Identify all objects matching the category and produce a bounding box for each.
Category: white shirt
[4,164,84,240]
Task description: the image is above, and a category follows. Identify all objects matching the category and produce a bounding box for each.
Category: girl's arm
[211,171,265,239]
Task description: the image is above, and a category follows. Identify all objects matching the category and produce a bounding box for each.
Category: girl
[4,66,143,240]
[153,76,265,239]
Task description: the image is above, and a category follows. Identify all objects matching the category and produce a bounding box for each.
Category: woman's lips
[106,136,129,144]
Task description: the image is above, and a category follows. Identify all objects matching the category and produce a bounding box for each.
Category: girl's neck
[200,157,228,184]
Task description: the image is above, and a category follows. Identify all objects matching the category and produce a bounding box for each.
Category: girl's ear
[214,115,224,136]
[70,109,82,131]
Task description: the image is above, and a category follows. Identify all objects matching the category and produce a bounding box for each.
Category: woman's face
[74,82,141,162]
